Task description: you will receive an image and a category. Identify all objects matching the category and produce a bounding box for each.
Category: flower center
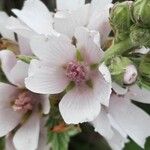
[66,61,87,85]
[12,91,35,113]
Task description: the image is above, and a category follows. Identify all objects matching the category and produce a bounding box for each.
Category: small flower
[25,27,112,124]
[0,50,50,150]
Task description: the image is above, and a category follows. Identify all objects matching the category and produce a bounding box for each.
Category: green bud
[110,1,133,32]
[132,0,150,28]
[130,25,150,47]
[109,56,137,85]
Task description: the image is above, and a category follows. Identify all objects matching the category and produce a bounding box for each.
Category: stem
[102,38,134,63]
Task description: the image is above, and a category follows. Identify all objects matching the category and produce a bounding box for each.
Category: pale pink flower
[54,0,113,45]
[0,50,50,150]
[25,27,111,124]
[92,83,150,149]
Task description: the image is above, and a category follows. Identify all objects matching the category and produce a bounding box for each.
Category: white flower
[0,11,15,41]
[54,0,113,45]
[0,50,50,150]
[25,27,111,124]
[92,83,150,149]
[6,0,57,40]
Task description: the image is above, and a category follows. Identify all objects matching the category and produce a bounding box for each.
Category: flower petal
[109,94,150,148]
[0,50,17,84]
[13,112,40,150]
[126,84,150,104]
[12,0,53,36]
[40,95,50,115]
[56,0,85,11]
[0,108,22,137]
[107,128,128,150]
[5,135,16,150]
[74,27,104,64]
[18,36,32,55]
[25,60,69,94]
[0,83,18,109]
[59,86,101,124]
[7,17,34,39]
[92,107,114,139]
[0,12,15,40]
[93,72,111,106]
[54,4,90,38]
[10,60,29,88]
[30,35,76,66]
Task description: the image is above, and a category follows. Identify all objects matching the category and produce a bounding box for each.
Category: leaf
[0,137,5,150]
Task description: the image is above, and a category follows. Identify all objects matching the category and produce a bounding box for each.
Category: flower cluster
[0,0,149,150]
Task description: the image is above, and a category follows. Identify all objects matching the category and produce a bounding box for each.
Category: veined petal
[25,60,69,94]
[93,72,111,106]
[109,94,150,148]
[0,12,15,40]
[0,108,22,137]
[30,35,76,66]
[12,0,53,36]
[74,27,104,64]
[13,112,40,150]
[126,84,150,104]
[59,86,101,124]
[56,0,85,11]
[92,107,114,139]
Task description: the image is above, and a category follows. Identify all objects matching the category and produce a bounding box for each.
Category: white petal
[93,72,112,106]
[13,112,40,150]
[0,108,22,137]
[88,4,112,45]
[0,50,17,83]
[54,4,90,38]
[56,0,85,11]
[112,82,128,95]
[99,63,111,84]
[7,17,34,39]
[5,135,16,150]
[0,83,18,109]
[126,84,150,104]
[107,128,128,150]
[25,60,69,94]
[10,60,29,88]
[109,94,150,148]
[92,107,114,139]
[18,36,32,55]
[75,27,104,64]
[12,0,53,36]
[40,95,50,115]
[59,86,101,124]
[0,12,15,40]
[30,35,76,66]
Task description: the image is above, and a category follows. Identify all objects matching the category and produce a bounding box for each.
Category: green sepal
[16,55,36,64]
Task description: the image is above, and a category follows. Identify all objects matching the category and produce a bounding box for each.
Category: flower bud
[132,0,150,28]
[109,57,137,85]
[123,64,138,85]
[110,1,133,32]
[130,25,150,47]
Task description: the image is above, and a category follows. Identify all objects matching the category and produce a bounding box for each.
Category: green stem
[102,38,135,63]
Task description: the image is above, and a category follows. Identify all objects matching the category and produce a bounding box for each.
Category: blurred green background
[0,0,150,150]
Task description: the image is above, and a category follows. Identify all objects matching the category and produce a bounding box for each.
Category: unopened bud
[123,64,138,85]
[132,0,150,28]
